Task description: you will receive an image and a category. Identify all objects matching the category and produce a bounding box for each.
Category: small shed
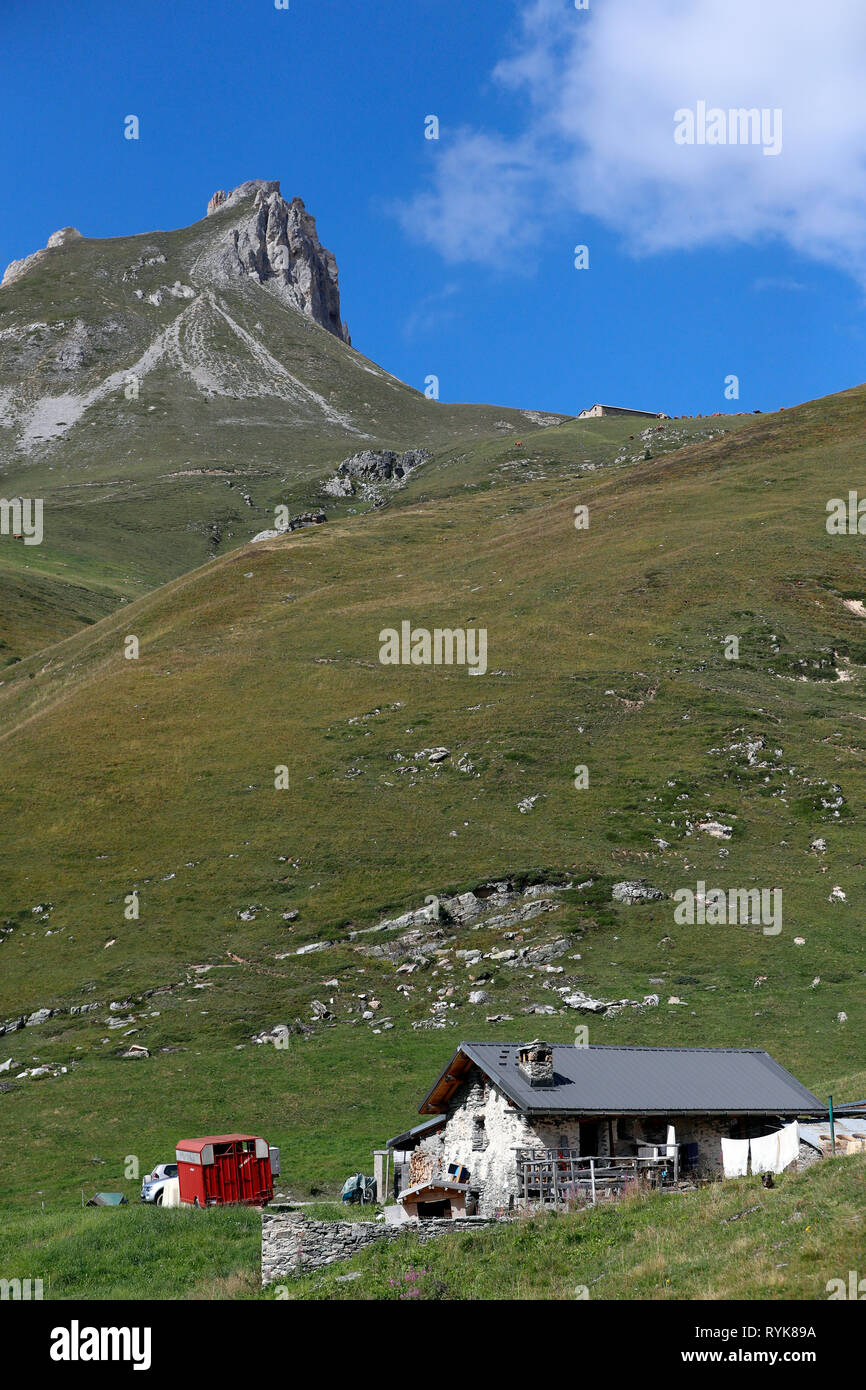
[175,1134,273,1207]
[398,1179,470,1221]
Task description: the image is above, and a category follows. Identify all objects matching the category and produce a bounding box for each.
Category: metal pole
[590,1158,597,1205]
[829,1095,836,1156]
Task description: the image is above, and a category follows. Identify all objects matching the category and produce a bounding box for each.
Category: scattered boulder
[696,819,733,840]
[612,880,666,904]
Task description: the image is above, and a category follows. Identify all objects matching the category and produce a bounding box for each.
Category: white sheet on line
[749,1130,779,1174]
[778,1121,800,1170]
[721,1136,750,1177]
[750,1122,800,1174]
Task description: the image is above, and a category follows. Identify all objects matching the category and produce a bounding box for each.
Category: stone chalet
[378,1041,824,1218]
[577,403,670,420]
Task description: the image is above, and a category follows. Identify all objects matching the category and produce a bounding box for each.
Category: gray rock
[523,937,572,965]
[322,449,430,500]
[321,474,354,499]
[2,227,82,287]
[611,879,666,905]
[206,181,350,342]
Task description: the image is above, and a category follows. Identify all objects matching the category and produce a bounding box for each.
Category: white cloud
[403,282,462,338]
[396,0,866,283]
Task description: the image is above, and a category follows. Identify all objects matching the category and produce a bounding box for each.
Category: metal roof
[419,1043,825,1117]
[386,1116,445,1150]
[175,1134,262,1151]
[801,1118,866,1149]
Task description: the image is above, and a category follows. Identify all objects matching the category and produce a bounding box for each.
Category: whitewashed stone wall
[411,1065,766,1206]
[417,1069,537,1214]
[412,1067,622,1214]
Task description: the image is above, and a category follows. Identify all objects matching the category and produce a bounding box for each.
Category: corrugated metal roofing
[386,1116,445,1150]
[421,1043,824,1116]
[175,1134,261,1151]
[801,1118,866,1149]
[833,1100,866,1115]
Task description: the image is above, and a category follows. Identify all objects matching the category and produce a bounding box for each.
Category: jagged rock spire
[205,180,350,343]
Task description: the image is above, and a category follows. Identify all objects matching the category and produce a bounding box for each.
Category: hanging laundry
[777,1121,799,1170]
[750,1130,781,1174]
[721,1136,750,1177]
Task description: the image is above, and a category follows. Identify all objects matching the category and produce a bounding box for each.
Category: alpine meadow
[2,0,866,1334]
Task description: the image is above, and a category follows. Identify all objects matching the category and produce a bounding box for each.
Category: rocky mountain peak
[204,179,350,343]
[2,226,82,288]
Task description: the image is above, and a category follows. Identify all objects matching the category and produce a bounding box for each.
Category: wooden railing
[515,1147,678,1206]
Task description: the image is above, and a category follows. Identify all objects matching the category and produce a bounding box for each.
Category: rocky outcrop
[2,227,82,288]
[611,879,666,904]
[205,180,350,342]
[322,449,430,500]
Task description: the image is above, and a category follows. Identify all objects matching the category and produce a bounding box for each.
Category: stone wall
[261,1211,495,1285]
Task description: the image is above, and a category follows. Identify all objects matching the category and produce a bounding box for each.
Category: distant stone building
[382,1041,823,1217]
[578,403,669,420]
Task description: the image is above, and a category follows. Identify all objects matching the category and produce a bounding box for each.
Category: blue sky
[2,0,864,417]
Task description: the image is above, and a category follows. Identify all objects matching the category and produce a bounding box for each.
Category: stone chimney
[517,1040,554,1087]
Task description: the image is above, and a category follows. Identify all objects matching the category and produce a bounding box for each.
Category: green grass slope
[0,384,865,1297]
[1,1156,861,1301]
[283,1155,866,1302]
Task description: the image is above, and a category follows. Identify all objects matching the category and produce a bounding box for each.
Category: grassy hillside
[0,190,569,656]
[282,1155,866,1302]
[1,1156,861,1301]
[2,188,761,670]
[2,382,866,1187]
[2,376,866,1300]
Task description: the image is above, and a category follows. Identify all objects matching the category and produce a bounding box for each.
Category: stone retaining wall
[261,1211,496,1284]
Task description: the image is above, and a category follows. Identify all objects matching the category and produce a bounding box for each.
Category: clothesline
[721,1122,799,1177]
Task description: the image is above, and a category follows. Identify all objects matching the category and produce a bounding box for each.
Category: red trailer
[175,1134,273,1207]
